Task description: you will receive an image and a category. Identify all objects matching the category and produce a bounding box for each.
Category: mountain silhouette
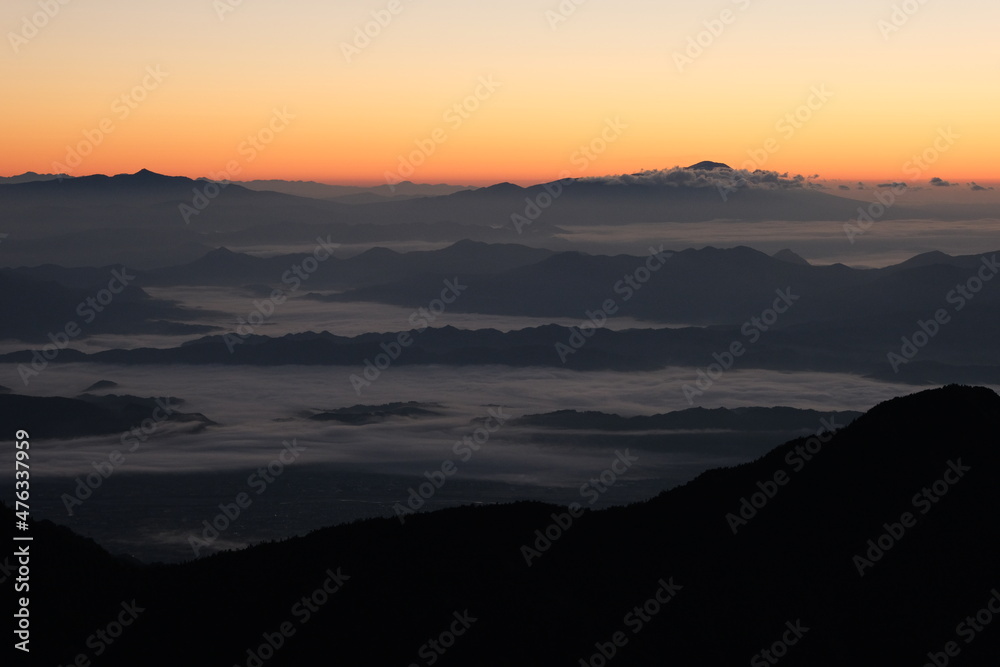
[0,270,217,341]
[0,393,214,440]
[5,169,998,269]
[513,405,861,432]
[772,248,810,266]
[686,160,732,170]
[5,312,999,384]
[308,401,444,424]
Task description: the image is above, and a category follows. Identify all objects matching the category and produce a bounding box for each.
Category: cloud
[876,182,907,188]
[9,362,932,481]
[838,185,851,190]
[968,182,992,191]
[929,177,955,187]
[579,166,809,191]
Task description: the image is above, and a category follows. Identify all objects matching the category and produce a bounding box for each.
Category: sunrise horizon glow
[3,0,997,186]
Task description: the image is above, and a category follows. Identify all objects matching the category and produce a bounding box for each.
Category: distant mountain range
[3,168,996,268]
[0,171,529,267]
[313,243,1000,327]
[4,242,999,382]
[3,316,996,385]
[228,178,476,201]
[0,171,71,184]
[11,384,1000,665]
[13,240,1000,320]
[1,171,475,199]
[0,167,971,232]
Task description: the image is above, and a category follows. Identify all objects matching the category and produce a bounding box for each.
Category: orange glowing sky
[2,0,998,186]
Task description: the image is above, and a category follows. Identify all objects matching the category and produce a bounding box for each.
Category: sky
[2,0,998,185]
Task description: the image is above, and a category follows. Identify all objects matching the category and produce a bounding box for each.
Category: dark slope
[0,270,217,342]
[11,385,1000,665]
[0,394,214,440]
[513,405,863,432]
[0,170,351,235]
[139,240,554,288]
[318,244,1000,327]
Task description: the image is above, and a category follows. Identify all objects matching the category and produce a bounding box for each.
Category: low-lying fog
[0,290,693,355]
[5,360,980,561]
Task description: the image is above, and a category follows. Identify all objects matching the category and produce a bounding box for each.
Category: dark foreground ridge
[7,385,1000,665]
